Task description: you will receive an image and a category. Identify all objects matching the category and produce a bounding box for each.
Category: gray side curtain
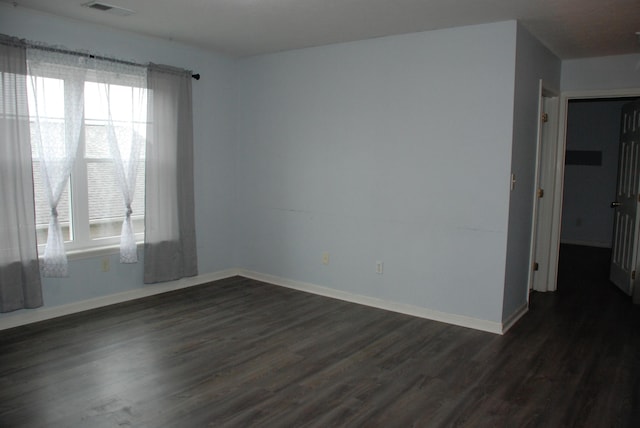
[144,63,197,283]
[0,37,43,312]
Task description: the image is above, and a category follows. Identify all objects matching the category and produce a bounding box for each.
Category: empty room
[1,0,639,426]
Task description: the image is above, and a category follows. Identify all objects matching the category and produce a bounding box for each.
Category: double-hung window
[2,36,196,286]
[27,56,147,255]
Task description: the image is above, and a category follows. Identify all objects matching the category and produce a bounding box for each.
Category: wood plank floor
[1,245,639,427]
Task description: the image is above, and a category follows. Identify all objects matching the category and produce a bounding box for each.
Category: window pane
[32,160,71,245]
[85,82,147,124]
[84,81,146,242]
[84,123,110,158]
[28,76,72,246]
[84,81,147,160]
[27,73,147,250]
[84,122,147,159]
[87,160,145,239]
[27,76,67,159]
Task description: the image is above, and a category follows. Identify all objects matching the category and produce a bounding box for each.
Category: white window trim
[38,242,145,262]
[34,127,145,255]
[30,72,146,256]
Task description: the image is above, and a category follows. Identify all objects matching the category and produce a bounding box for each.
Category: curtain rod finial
[192,73,200,80]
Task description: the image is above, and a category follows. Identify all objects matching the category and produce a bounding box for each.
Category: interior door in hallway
[610,100,640,296]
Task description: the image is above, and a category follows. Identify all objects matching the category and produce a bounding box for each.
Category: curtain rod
[0,34,200,80]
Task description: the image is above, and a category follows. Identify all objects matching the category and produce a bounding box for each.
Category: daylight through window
[27,67,147,252]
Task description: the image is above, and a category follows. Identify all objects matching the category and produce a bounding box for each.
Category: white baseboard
[501,303,528,334]
[560,239,611,249]
[0,268,240,331]
[2,267,515,335]
[238,269,504,335]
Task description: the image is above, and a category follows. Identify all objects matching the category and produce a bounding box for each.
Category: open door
[609,100,640,296]
[530,90,558,293]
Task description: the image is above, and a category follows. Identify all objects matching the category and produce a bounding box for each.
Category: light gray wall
[561,54,640,92]
[1,7,564,328]
[0,5,237,318]
[502,24,561,320]
[235,21,519,323]
[561,99,629,247]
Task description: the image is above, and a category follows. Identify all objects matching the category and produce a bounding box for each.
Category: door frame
[528,81,559,294]
[545,88,640,292]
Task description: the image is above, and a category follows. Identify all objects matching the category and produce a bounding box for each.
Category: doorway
[546,90,640,293]
[560,98,633,250]
[557,98,636,292]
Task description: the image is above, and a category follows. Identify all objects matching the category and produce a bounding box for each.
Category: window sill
[38,243,144,261]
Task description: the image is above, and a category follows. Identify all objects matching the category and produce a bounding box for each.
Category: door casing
[529,81,559,294]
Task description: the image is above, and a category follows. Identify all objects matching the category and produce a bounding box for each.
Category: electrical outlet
[322,251,330,265]
[376,261,383,274]
[101,257,110,272]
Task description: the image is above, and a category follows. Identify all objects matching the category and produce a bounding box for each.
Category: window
[27,65,147,253]
[3,38,196,281]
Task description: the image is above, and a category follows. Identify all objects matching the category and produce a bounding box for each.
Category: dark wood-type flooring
[1,244,639,427]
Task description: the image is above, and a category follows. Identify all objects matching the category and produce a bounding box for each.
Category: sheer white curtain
[27,49,87,277]
[144,64,197,283]
[0,37,43,312]
[93,61,146,263]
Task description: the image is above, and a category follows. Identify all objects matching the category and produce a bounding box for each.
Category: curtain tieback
[51,207,58,217]
[126,205,133,218]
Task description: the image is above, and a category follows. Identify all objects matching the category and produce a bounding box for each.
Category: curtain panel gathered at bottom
[27,48,87,277]
[143,63,198,283]
[0,37,43,312]
[93,60,147,264]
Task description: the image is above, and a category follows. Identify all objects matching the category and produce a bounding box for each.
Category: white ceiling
[3,0,640,58]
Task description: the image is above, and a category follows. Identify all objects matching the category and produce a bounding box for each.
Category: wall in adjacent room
[561,54,640,92]
[561,99,630,247]
[558,54,640,248]
[235,21,519,324]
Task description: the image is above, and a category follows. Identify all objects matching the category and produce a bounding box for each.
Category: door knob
[611,201,622,208]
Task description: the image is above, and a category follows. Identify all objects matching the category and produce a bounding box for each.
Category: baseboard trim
[560,239,611,249]
[238,269,504,334]
[2,267,512,335]
[501,303,528,334]
[0,268,240,331]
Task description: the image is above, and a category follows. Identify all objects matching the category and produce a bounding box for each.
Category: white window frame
[29,70,146,256]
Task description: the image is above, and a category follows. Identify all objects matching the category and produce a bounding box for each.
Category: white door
[530,90,559,292]
[610,100,640,296]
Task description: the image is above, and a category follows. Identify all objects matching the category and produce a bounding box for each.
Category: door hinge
[541,112,549,123]
[633,270,636,280]
[537,188,544,198]
[533,262,539,271]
